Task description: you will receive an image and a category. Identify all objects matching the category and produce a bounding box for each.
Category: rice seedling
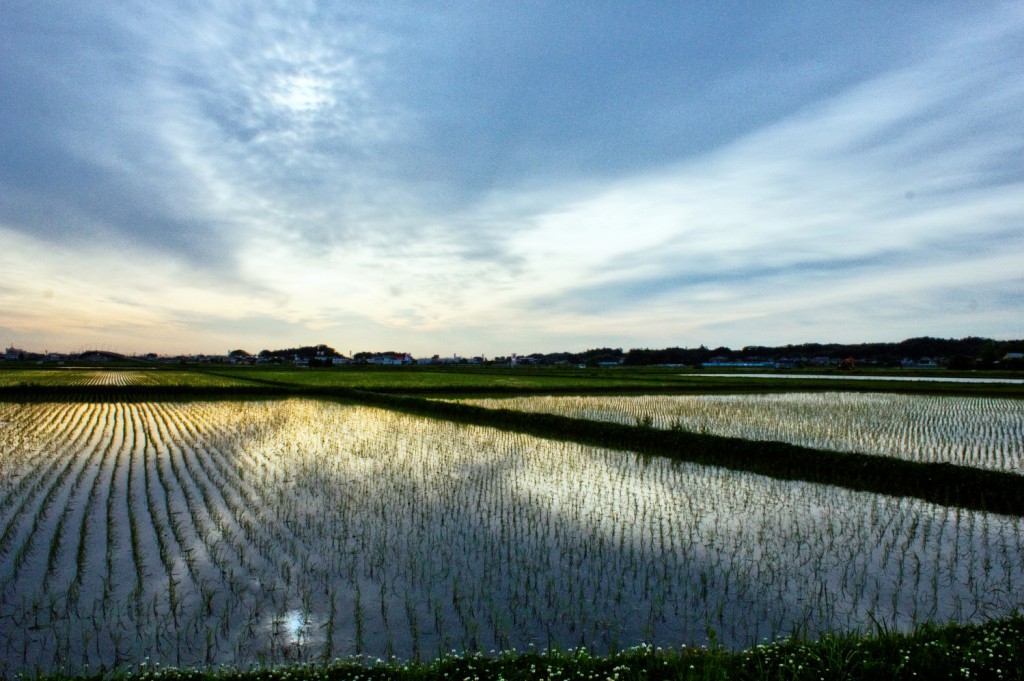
[0,398,1020,676]
[456,393,1024,473]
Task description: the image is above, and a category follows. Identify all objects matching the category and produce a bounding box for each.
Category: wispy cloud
[1,2,1021,353]
[482,13,1024,345]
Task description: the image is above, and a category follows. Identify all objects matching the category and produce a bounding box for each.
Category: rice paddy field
[0,370,255,388]
[1,397,1023,676]
[454,393,1024,474]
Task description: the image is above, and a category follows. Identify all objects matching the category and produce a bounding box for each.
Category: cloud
[468,13,1024,346]
[0,2,404,268]
[1,3,1021,353]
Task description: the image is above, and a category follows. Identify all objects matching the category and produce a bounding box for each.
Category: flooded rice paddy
[456,393,1024,474]
[0,398,1022,674]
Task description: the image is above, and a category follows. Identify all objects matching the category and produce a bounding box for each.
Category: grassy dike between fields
[3,383,1024,517]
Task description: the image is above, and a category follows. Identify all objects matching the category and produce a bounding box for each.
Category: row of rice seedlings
[0,403,60,513]
[454,393,1024,473]
[0,399,1022,676]
[136,401,324,665]
[99,404,130,618]
[139,403,198,647]
[153,400,301,616]
[0,403,108,593]
[45,401,124,662]
[190,403,1015,647]
[44,403,121,601]
[168,403,317,584]
[0,403,119,670]
[0,403,93,569]
[68,371,159,387]
[0,370,71,386]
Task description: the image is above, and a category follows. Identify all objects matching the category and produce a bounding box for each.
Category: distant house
[704,356,779,368]
[4,347,24,361]
[367,353,412,365]
[306,351,349,366]
[901,357,939,368]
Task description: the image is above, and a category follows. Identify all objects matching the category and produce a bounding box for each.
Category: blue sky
[2,2,1022,356]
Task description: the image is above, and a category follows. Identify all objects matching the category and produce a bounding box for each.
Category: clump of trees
[622,336,1024,368]
[257,344,340,361]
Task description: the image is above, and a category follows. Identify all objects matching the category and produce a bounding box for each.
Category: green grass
[212,365,701,391]
[0,369,82,386]
[22,614,1024,680]
[3,364,1022,397]
[201,365,1024,398]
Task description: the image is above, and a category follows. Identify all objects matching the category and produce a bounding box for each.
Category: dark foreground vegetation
[25,614,1024,680]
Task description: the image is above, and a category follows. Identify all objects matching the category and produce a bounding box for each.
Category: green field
[0,368,256,388]
[4,364,1021,397]
[209,365,1024,396]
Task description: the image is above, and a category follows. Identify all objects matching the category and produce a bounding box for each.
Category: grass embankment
[29,614,1024,680]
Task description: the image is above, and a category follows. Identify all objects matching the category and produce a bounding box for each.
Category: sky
[1,2,1022,357]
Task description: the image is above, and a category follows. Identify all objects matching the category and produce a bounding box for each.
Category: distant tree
[616,337,1022,368]
[980,340,1001,368]
[946,355,975,370]
[228,349,251,358]
[260,344,339,360]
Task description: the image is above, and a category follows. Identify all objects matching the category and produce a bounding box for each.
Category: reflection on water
[269,610,317,646]
[0,399,1020,675]
[458,392,1024,473]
